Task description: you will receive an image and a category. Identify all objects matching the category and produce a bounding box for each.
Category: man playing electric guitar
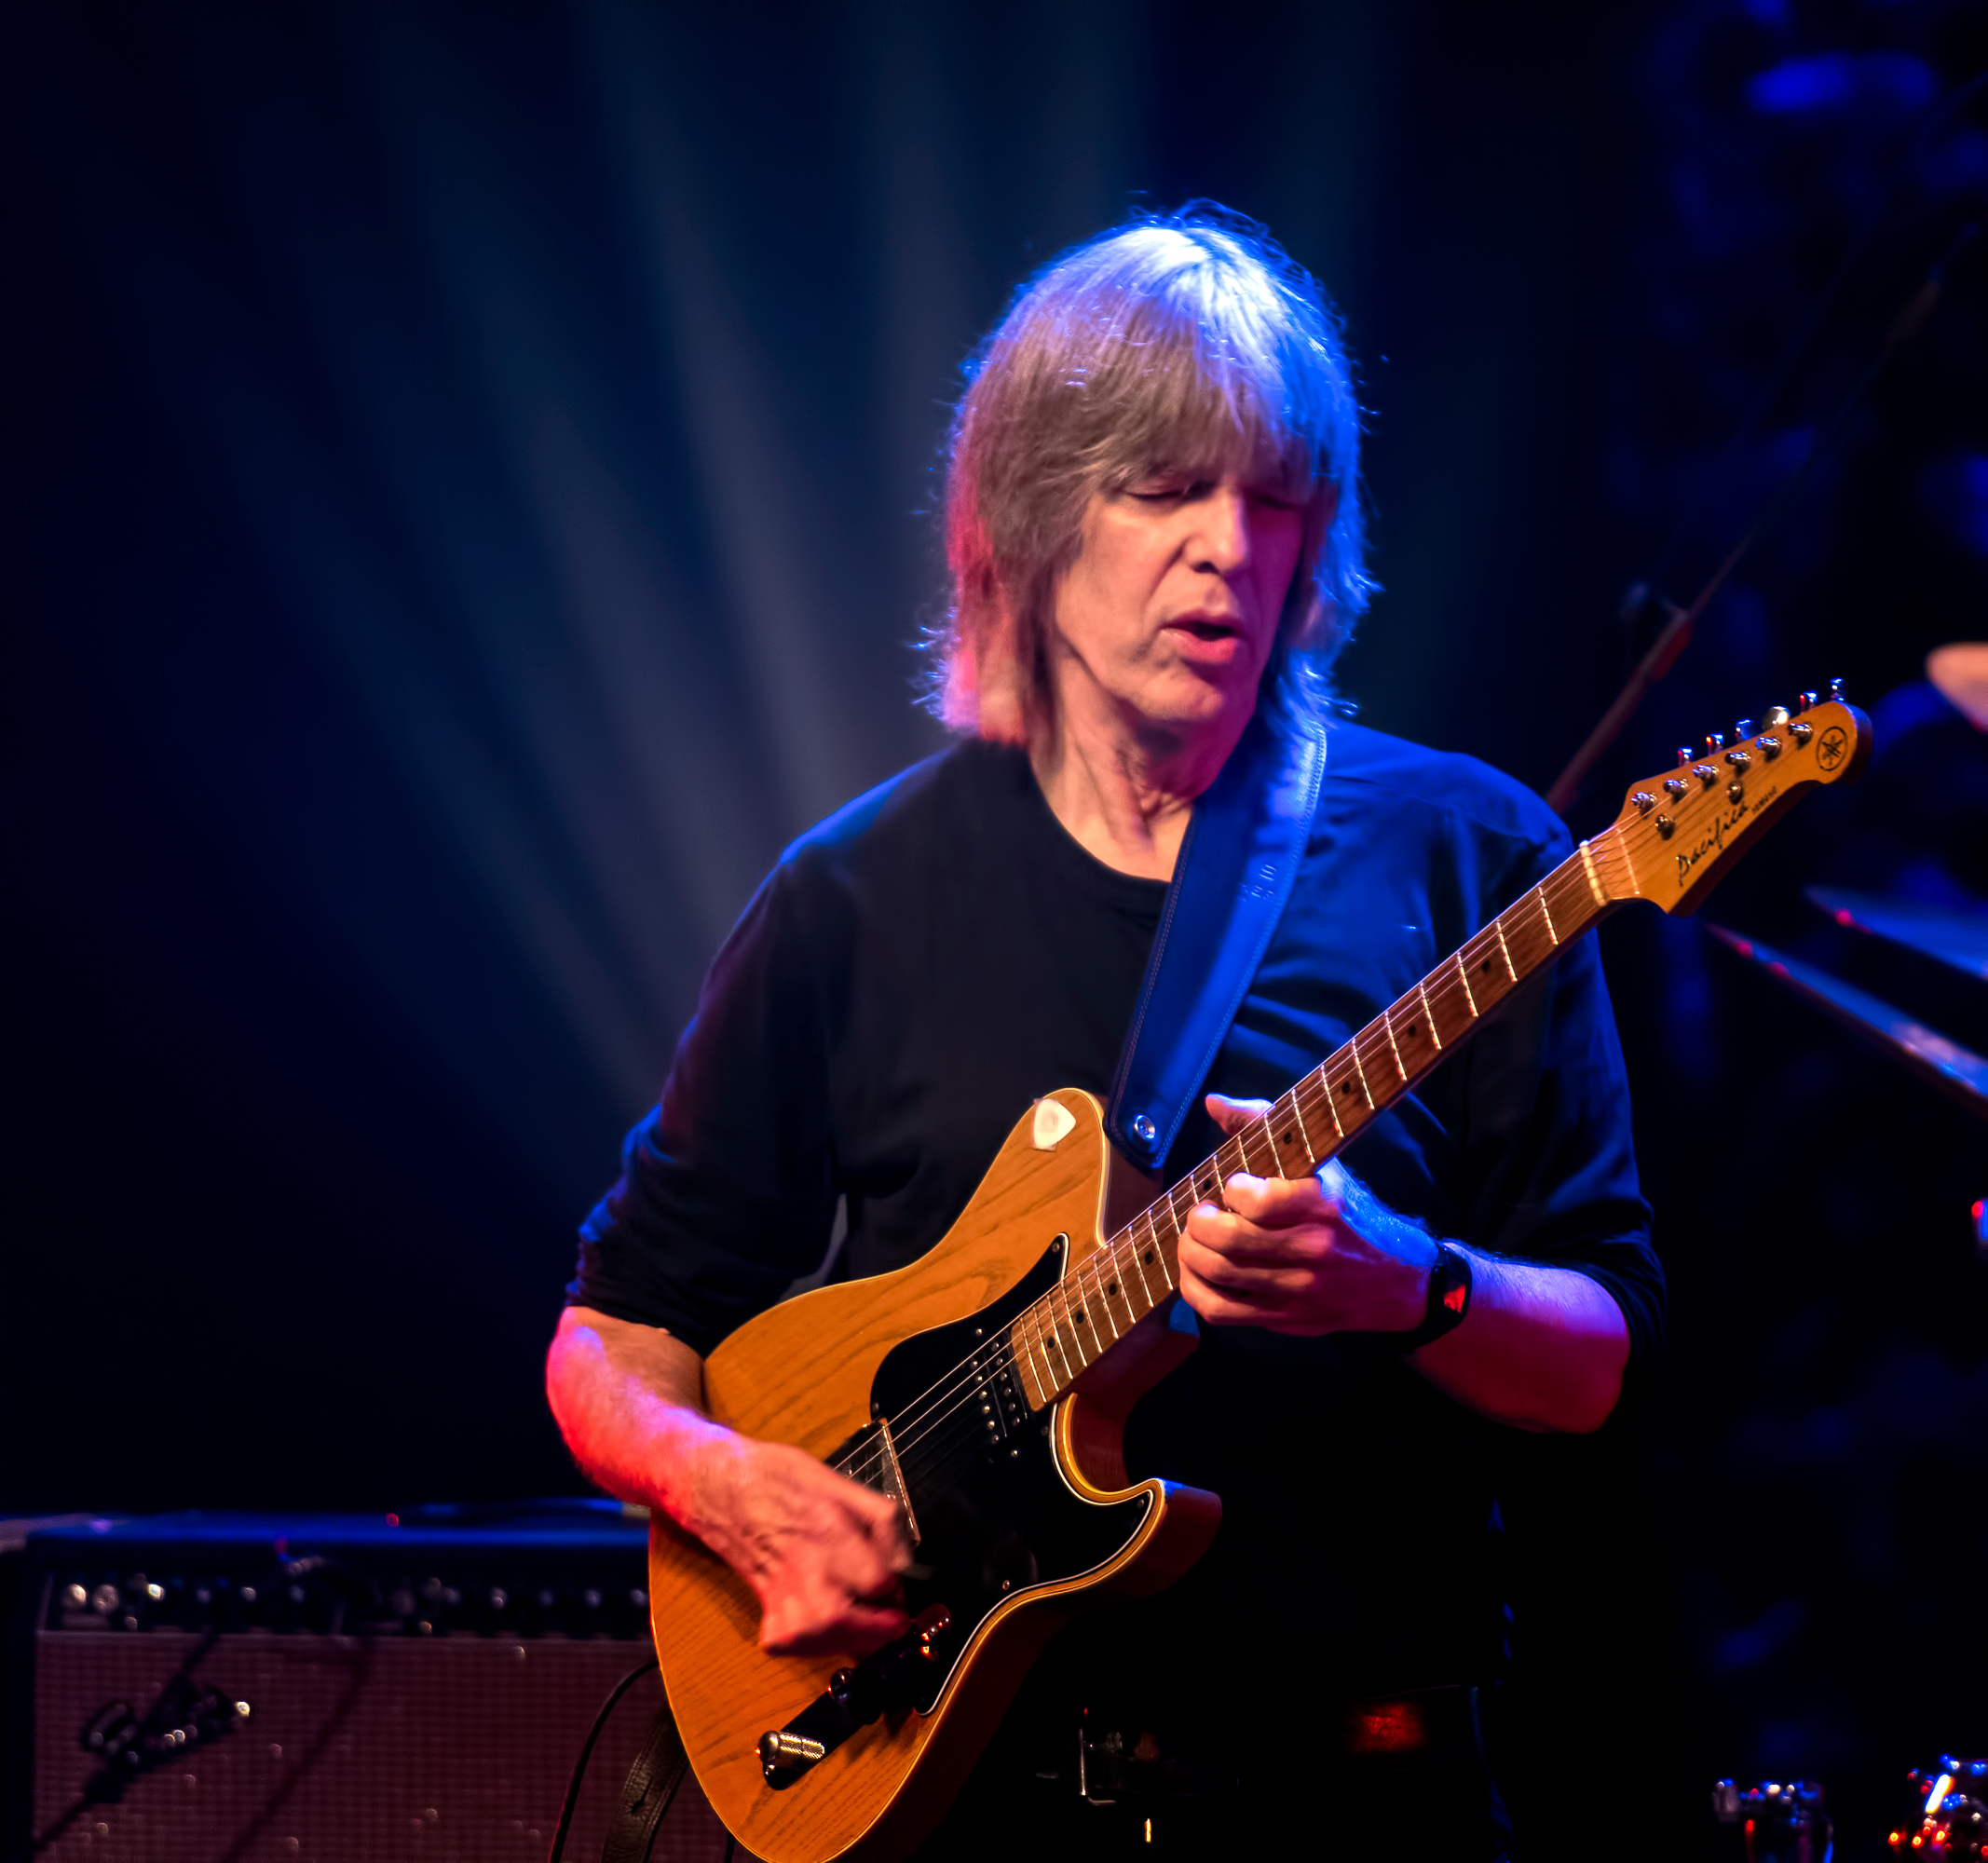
[547,209,1662,1859]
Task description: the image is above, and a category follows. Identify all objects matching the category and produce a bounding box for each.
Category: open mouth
[1172,617,1240,643]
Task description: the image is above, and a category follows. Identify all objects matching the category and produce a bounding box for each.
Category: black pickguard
[846,1235,1150,1715]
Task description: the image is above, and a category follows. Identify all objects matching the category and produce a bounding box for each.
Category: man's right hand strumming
[547,1306,912,1657]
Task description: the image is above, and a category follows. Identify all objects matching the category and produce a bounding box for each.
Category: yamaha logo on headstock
[1611,687,1871,918]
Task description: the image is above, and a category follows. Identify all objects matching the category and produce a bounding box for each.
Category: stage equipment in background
[1547,198,1971,815]
[1705,927,1988,1116]
[1544,60,1987,822]
[1928,642,1988,733]
[645,697,1867,1863]
[1889,1759,1988,1859]
[1712,1777,1833,1863]
[1805,886,1988,981]
[4,1504,738,1863]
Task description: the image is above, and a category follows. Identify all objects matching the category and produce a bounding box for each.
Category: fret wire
[1577,839,1607,909]
[1282,1089,1315,1176]
[1143,1208,1177,1291]
[1117,1240,1149,1318]
[1381,1007,1408,1080]
[1535,881,1561,945]
[1313,1067,1346,1138]
[1452,949,1477,1017]
[1049,1280,1085,1369]
[1123,1220,1157,1308]
[1067,1274,1096,1359]
[1416,977,1443,1049]
[1146,1208,1178,1290]
[1129,1224,1161,1312]
[1025,1313,1055,1399]
[1350,1034,1376,1108]
[1492,917,1517,980]
[1091,1258,1122,1340]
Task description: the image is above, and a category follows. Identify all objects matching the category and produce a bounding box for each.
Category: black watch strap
[1391,1241,1473,1352]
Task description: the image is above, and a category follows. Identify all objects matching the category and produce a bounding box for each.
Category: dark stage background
[6,1,1986,1855]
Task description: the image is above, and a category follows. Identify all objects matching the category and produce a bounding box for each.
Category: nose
[1188,483,1252,575]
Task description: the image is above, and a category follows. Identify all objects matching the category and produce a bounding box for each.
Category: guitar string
[840,884,1594,1492]
[825,824,1635,1498]
[833,872,1598,1491]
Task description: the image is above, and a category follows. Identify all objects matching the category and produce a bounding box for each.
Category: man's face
[1049,464,1312,741]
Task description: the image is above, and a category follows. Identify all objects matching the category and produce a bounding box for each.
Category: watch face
[1430,1244,1471,1330]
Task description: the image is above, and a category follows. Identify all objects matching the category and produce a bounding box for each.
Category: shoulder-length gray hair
[927,207,1371,743]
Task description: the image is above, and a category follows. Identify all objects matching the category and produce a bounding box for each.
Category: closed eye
[1124,478,1213,504]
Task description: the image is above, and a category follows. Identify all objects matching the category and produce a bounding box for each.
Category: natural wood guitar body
[647,1088,1221,1863]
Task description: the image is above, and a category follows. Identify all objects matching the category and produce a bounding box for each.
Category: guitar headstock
[1610,684,1872,916]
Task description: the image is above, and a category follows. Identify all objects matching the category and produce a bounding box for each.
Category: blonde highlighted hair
[927,206,1371,742]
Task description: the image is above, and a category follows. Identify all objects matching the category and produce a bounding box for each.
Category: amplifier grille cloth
[34,1631,755,1861]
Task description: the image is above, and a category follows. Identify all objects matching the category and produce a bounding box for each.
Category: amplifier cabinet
[9,1506,746,1863]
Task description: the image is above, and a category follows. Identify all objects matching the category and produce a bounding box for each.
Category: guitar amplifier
[2,1504,742,1863]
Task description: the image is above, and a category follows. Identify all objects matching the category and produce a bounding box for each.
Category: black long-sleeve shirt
[569,722,1662,1742]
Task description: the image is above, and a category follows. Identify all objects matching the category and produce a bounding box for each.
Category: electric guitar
[647,693,1870,1862]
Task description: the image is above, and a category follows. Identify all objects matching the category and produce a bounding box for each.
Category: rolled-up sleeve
[566,862,839,1356]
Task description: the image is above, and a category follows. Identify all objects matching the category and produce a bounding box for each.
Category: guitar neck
[1004,824,1639,1409]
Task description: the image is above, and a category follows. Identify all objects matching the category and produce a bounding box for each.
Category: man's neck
[1028,684,1250,883]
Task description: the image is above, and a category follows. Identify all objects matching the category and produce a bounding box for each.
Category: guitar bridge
[758,1606,952,1789]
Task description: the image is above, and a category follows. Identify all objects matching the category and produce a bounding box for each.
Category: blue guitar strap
[1106,709,1329,1174]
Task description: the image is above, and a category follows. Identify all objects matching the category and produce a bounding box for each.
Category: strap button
[1130,1112,1158,1146]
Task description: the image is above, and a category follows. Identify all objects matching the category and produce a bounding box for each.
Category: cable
[546,1655,660,1863]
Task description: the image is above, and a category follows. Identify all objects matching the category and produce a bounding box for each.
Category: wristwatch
[1391,1241,1473,1352]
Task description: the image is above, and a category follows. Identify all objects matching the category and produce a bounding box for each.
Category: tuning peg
[1797,689,1818,713]
[1828,677,1845,702]
[1705,732,1726,754]
[1763,705,1791,729]
[1733,717,1754,741]
[1677,746,1695,768]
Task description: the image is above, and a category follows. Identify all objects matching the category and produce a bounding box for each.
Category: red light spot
[1347,1703,1425,1754]
[1972,1201,1983,1222]
[386,1513,400,1527]
[1835,909,1855,927]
